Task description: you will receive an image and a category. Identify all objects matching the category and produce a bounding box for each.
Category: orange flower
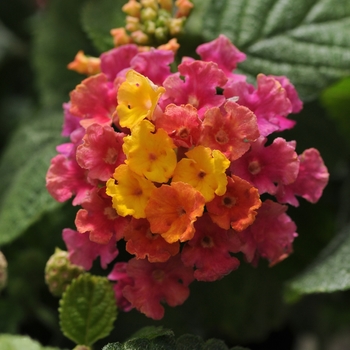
[145,182,205,243]
[67,50,101,75]
[206,175,261,231]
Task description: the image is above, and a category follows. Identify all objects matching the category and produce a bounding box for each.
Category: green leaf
[32,0,94,108]
[0,334,64,350]
[321,77,350,150]
[286,224,350,301]
[59,274,117,346]
[187,0,350,100]
[81,0,127,53]
[102,327,250,350]
[0,110,64,246]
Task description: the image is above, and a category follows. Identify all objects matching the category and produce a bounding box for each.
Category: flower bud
[45,248,84,297]
[168,17,185,36]
[141,7,158,21]
[126,16,141,32]
[122,0,142,17]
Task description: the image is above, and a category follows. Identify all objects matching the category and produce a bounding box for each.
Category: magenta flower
[230,200,298,266]
[276,148,330,206]
[196,34,246,81]
[230,136,299,195]
[161,60,227,117]
[100,44,139,81]
[181,213,240,281]
[62,228,119,270]
[224,74,295,136]
[108,262,134,312]
[130,48,174,85]
[122,256,194,320]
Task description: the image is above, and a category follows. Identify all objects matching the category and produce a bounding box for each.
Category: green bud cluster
[45,248,84,297]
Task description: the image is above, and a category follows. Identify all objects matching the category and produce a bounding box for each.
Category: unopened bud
[131,30,150,44]
[126,16,141,32]
[45,248,84,297]
[144,20,156,34]
[141,7,158,21]
[175,0,193,18]
[158,0,173,12]
[154,26,169,42]
[67,51,101,76]
[110,28,132,46]
[122,0,142,17]
[168,17,185,36]
[141,0,158,11]
[0,251,7,292]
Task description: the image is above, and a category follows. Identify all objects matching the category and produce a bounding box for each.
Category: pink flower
[196,34,246,81]
[199,100,259,161]
[130,48,174,85]
[161,60,227,117]
[154,103,201,148]
[122,256,194,320]
[181,213,240,281]
[62,228,119,270]
[230,136,299,195]
[76,124,126,182]
[75,187,128,244]
[46,127,96,205]
[230,200,298,266]
[69,73,117,128]
[100,44,139,81]
[62,102,81,137]
[224,74,295,136]
[276,148,329,206]
[108,262,134,312]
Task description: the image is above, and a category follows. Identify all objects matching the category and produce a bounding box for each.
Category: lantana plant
[44,0,329,347]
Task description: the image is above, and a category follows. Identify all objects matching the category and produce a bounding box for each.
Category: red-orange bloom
[145,182,205,243]
[124,218,180,262]
[206,175,261,231]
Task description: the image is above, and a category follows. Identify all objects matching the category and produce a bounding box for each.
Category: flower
[76,124,126,181]
[122,256,194,320]
[172,145,230,202]
[145,181,205,243]
[62,228,119,270]
[206,175,261,231]
[199,100,260,161]
[124,218,180,262]
[181,213,240,281]
[116,69,165,129]
[106,164,156,218]
[122,119,177,182]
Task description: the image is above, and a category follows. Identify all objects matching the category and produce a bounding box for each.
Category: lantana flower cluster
[46,34,329,320]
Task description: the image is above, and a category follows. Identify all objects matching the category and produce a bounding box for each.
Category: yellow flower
[116,70,165,129]
[172,146,230,202]
[123,120,177,183]
[106,164,156,218]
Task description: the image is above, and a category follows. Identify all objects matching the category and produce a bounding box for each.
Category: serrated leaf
[32,0,94,108]
[0,334,64,350]
[286,224,350,301]
[187,0,350,100]
[81,0,127,53]
[0,110,64,246]
[102,327,249,350]
[59,274,117,346]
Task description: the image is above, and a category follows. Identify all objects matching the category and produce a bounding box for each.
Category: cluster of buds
[110,0,193,48]
[46,34,329,320]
